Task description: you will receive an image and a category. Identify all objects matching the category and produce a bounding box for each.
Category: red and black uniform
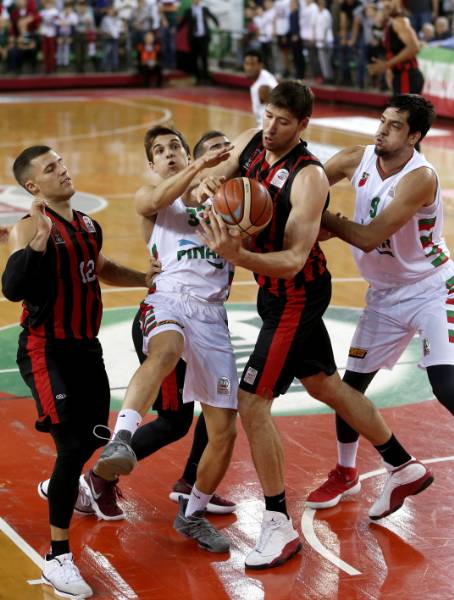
[2,207,110,529]
[3,207,109,433]
[238,132,337,398]
[384,18,424,94]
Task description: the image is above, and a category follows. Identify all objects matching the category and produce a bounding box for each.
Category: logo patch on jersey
[217,377,231,395]
[51,225,65,245]
[244,366,258,385]
[423,338,431,356]
[348,346,368,359]
[270,168,289,189]
[82,215,96,233]
[358,172,369,187]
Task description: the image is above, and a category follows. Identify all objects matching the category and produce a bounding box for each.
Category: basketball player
[368,0,424,94]
[193,130,231,159]
[1,146,154,599]
[244,49,278,127]
[93,126,238,553]
[307,94,453,510]
[193,80,432,569]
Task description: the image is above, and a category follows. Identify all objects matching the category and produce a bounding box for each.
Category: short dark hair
[193,130,227,159]
[13,145,51,188]
[244,48,263,63]
[144,126,190,162]
[387,94,436,141]
[268,80,314,121]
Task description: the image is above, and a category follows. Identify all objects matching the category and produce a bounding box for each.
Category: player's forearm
[322,212,376,252]
[1,246,45,301]
[98,258,147,287]
[135,161,203,216]
[232,246,308,279]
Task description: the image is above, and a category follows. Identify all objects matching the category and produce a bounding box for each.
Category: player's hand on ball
[199,206,242,263]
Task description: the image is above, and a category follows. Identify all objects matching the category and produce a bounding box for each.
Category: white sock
[337,441,359,469]
[185,485,213,517]
[113,409,142,437]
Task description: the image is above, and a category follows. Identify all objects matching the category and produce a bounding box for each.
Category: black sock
[264,491,288,516]
[374,434,412,468]
[48,539,70,559]
[181,415,208,485]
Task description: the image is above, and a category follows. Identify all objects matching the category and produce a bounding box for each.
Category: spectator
[9,0,40,38]
[289,0,305,78]
[351,2,381,88]
[406,0,437,34]
[131,0,154,46]
[114,0,136,68]
[158,0,178,69]
[434,15,450,39]
[0,2,9,69]
[137,28,162,85]
[178,0,219,85]
[100,5,122,71]
[299,0,318,79]
[420,21,435,44]
[7,16,38,72]
[252,0,275,71]
[339,0,361,85]
[314,0,334,83]
[39,0,59,73]
[57,1,77,68]
[274,0,291,76]
[73,2,94,72]
[93,0,111,28]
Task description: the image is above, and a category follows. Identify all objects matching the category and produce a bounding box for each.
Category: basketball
[212,177,273,237]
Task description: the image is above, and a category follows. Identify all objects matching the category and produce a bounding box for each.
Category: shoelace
[56,556,82,584]
[255,520,281,553]
[185,514,222,539]
[93,424,112,443]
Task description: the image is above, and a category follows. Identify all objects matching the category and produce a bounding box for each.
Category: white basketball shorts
[140,292,238,409]
[346,264,454,373]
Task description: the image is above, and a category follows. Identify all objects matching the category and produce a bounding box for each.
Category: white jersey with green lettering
[147,197,233,302]
[350,145,451,290]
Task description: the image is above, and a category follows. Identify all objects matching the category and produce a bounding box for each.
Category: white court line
[85,546,139,600]
[0,517,43,569]
[301,455,454,576]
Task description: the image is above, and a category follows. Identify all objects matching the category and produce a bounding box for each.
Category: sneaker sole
[369,471,434,521]
[95,454,137,480]
[41,576,93,599]
[37,481,95,516]
[306,481,362,510]
[79,475,125,522]
[245,537,302,570]
[169,491,236,514]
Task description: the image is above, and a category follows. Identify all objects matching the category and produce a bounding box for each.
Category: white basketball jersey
[350,145,451,289]
[147,197,233,302]
[250,69,278,127]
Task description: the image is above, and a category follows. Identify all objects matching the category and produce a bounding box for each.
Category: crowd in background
[0,0,453,89]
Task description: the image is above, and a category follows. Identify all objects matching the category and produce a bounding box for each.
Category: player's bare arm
[200,165,328,279]
[190,129,258,203]
[324,146,365,186]
[369,17,419,75]
[134,145,232,217]
[96,253,153,287]
[9,199,52,254]
[322,166,437,252]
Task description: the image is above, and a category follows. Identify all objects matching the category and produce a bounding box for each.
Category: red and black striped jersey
[384,19,418,72]
[20,207,103,340]
[239,131,329,297]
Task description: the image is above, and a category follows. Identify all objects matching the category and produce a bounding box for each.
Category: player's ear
[24,180,39,195]
[299,116,310,132]
[409,131,422,147]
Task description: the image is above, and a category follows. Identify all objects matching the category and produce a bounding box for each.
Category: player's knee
[238,391,271,432]
[209,421,237,453]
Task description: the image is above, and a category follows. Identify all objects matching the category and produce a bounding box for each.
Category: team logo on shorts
[348,346,368,359]
[243,366,258,385]
[423,338,431,356]
[217,377,231,395]
[358,172,369,187]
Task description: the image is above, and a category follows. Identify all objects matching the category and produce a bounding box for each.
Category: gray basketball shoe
[94,429,137,480]
[173,496,230,553]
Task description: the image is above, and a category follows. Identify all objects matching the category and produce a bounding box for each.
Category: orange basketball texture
[213,178,273,236]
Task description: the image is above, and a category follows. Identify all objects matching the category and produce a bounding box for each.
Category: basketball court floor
[1,85,454,599]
